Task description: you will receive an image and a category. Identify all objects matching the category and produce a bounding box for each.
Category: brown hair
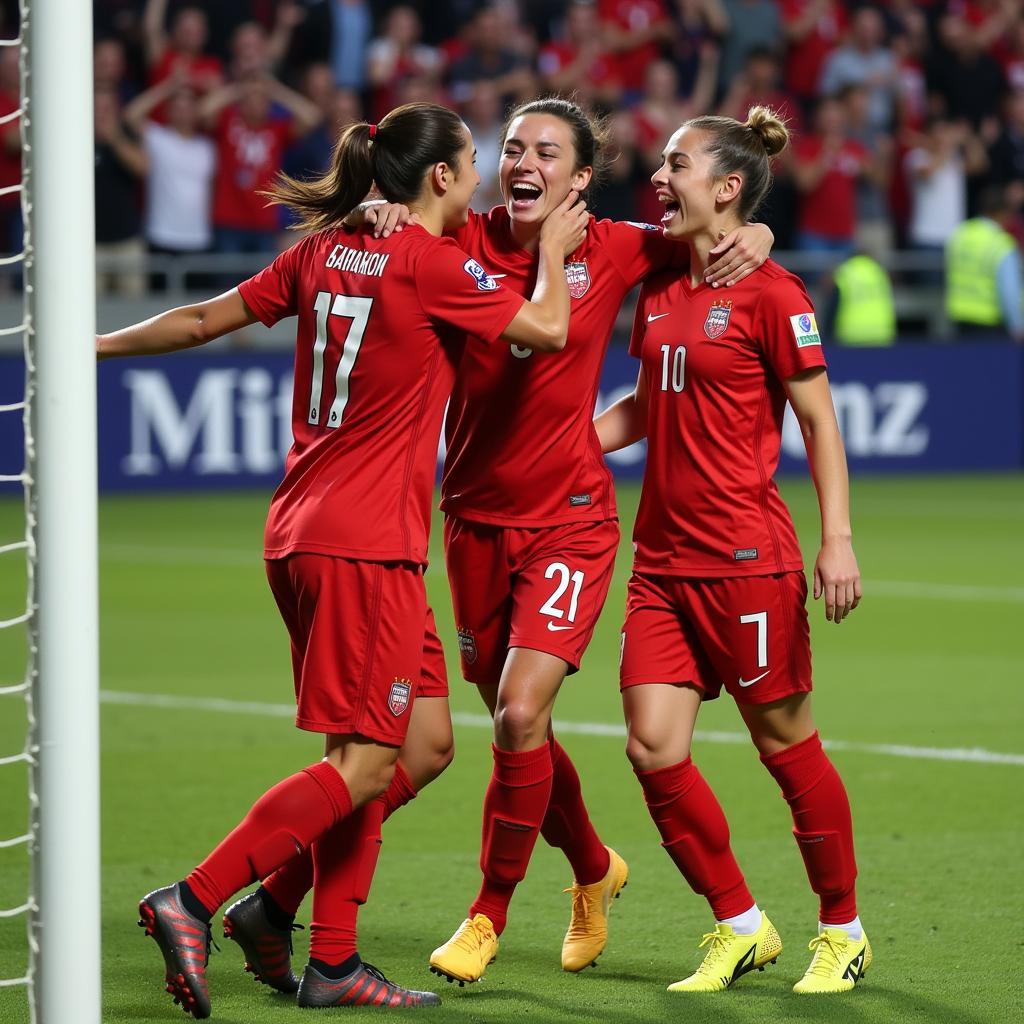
[267,102,466,232]
[501,95,611,202]
[683,106,789,221]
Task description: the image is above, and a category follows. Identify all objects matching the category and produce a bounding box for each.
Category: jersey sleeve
[237,238,306,326]
[753,275,829,381]
[414,237,526,343]
[627,282,651,359]
[601,219,688,287]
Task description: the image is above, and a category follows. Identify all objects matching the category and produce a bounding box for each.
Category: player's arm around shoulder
[501,191,589,352]
[97,289,258,360]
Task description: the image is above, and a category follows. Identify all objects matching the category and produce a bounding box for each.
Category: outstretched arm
[97,290,257,360]
[784,366,862,623]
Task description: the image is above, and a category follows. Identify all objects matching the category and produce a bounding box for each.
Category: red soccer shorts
[444,516,619,685]
[418,605,450,699]
[265,554,433,744]
[619,570,812,705]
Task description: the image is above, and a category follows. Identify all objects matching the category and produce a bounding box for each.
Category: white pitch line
[97,545,1024,604]
[98,689,1024,767]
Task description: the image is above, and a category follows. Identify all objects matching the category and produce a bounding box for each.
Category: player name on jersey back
[325,244,391,278]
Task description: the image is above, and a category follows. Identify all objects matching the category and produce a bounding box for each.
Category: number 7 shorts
[619,570,812,705]
[444,516,619,685]
[265,553,448,745]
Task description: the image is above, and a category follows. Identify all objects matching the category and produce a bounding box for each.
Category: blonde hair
[682,106,790,220]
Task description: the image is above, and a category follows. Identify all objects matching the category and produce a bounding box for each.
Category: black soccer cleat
[223,891,301,994]
[297,961,441,1009]
[138,883,213,1019]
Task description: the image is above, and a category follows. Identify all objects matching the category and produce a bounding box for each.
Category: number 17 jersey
[238,224,525,565]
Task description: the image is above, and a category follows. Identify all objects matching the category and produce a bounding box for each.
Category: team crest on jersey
[463,257,499,291]
[704,299,733,339]
[564,260,591,299]
[388,678,412,717]
[457,628,477,665]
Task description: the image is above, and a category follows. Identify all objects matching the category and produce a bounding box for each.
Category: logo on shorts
[457,627,478,665]
[569,493,592,507]
[733,548,759,561]
[387,678,412,716]
[704,299,733,339]
[564,260,591,299]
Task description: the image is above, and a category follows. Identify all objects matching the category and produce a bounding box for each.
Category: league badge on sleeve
[564,260,591,299]
[704,299,733,339]
[463,258,499,291]
[789,312,822,347]
[388,678,412,717]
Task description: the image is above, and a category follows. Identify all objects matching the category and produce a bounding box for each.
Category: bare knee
[494,700,548,751]
[626,727,688,773]
[420,737,455,786]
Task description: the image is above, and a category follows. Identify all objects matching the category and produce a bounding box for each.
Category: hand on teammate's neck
[687,215,744,288]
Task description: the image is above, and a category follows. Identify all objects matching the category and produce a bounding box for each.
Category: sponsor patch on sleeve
[625,221,661,231]
[789,312,821,348]
[463,258,498,291]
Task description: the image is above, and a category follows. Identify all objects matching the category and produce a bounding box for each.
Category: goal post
[23,0,101,1020]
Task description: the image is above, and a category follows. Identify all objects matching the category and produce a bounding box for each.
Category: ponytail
[266,103,467,233]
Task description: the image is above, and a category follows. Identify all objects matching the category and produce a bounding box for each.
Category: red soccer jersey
[212,109,293,231]
[238,224,525,564]
[441,207,684,528]
[794,136,869,241]
[628,260,827,577]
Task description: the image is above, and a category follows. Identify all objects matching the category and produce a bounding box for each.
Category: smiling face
[651,126,736,240]
[499,113,591,229]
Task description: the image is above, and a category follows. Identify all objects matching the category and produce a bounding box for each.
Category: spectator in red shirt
[367,5,443,121]
[143,0,224,94]
[201,76,322,255]
[792,96,874,258]
[780,0,846,107]
[598,0,675,99]
[538,0,623,111]
[718,47,804,137]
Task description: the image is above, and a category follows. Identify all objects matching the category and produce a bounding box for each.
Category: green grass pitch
[0,475,1022,1023]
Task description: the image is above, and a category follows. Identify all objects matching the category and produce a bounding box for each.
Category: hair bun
[745,106,789,158]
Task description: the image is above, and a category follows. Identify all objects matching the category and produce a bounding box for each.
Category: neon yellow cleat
[428,914,498,985]
[667,913,782,992]
[793,927,871,994]
[561,846,629,972]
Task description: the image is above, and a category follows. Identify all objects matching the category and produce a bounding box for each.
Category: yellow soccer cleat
[561,846,629,972]
[428,914,498,986]
[667,913,782,993]
[793,927,872,994]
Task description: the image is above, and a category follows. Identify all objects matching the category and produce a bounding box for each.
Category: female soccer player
[595,108,869,996]
[345,98,775,987]
[97,101,588,1017]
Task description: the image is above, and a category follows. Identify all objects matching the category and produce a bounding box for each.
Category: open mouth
[660,198,680,224]
[510,181,543,210]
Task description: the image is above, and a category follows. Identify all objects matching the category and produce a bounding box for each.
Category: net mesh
[0,4,38,1017]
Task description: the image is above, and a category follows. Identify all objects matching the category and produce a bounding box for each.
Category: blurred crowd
[2,0,1023,314]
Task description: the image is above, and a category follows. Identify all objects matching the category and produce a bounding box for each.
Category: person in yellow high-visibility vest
[830,252,896,345]
[945,187,1023,341]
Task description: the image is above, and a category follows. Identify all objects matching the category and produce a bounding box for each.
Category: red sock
[186,762,351,915]
[541,736,610,885]
[635,758,753,920]
[261,849,313,918]
[760,732,858,924]
[260,762,419,918]
[381,761,417,822]
[309,796,385,965]
[469,743,553,935]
